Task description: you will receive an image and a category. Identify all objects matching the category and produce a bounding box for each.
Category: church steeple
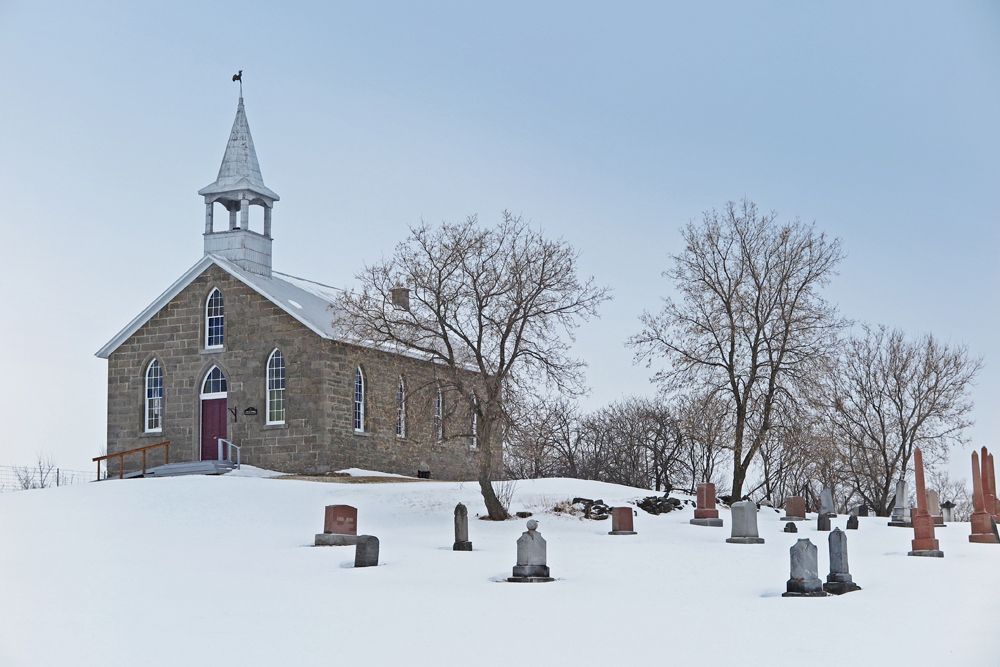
[199,92,279,277]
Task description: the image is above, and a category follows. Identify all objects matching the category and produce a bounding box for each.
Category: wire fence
[0,465,98,493]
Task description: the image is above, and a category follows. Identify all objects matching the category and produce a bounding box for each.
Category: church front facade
[96,95,483,479]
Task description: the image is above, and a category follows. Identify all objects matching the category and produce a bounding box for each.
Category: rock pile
[636,494,683,515]
[570,498,612,520]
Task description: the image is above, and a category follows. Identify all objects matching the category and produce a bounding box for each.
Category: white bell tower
[198,93,280,277]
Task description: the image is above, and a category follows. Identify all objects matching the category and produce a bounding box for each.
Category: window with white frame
[202,366,228,397]
[354,367,365,432]
[470,394,478,450]
[434,385,444,442]
[205,288,225,348]
[267,349,286,425]
[395,375,406,438]
[145,359,163,432]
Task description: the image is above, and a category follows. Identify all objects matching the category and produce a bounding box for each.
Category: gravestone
[888,480,911,527]
[689,482,723,527]
[354,535,379,567]
[780,496,806,522]
[940,501,955,523]
[782,539,827,597]
[817,513,831,531]
[819,488,837,517]
[846,515,859,530]
[823,528,861,595]
[726,501,764,544]
[784,522,798,533]
[926,489,944,526]
[609,507,637,535]
[453,503,472,551]
[908,447,943,558]
[508,520,554,582]
[325,505,358,534]
[315,504,362,546]
[968,451,999,543]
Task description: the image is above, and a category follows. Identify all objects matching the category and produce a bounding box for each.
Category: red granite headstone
[694,483,719,520]
[324,505,358,535]
[909,448,941,555]
[982,448,997,523]
[969,451,998,543]
[783,496,806,519]
[989,453,999,520]
[611,507,634,533]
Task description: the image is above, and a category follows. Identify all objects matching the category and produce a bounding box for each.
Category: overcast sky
[1,1,997,475]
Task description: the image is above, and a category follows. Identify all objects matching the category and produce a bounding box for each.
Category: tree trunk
[478,417,509,520]
[731,449,747,501]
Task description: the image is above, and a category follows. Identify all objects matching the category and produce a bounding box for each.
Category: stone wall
[105,264,484,480]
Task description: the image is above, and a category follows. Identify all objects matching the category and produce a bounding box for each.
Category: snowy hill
[0,475,997,666]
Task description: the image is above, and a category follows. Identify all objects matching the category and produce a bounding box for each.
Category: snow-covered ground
[1,475,997,666]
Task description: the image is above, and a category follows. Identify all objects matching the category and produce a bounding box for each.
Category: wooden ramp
[125,461,236,479]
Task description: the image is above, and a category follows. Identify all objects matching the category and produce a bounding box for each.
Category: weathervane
[232,70,243,97]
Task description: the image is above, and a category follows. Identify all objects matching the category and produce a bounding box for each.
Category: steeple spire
[199,88,279,277]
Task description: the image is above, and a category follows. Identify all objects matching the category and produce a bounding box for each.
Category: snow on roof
[95,255,346,359]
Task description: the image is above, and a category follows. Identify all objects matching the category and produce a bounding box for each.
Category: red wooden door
[201,398,228,461]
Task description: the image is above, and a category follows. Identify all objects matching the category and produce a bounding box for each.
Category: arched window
[202,366,227,397]
[470,393,479,450]
[396,375,406,438]
[267,350,286,425]
[434,385,444,442]
[145,359,163,432]
[354,367,365,433]
[205,289,225,348]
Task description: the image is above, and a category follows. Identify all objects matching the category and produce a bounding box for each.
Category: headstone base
[512,564,550,578]
[907,549,944,558]
[782,591,828,597]
[780,516,806,521]
[968,533,1000,543]
[507,576,555,583]
[453,541,473,551]
[608,530,637,535]
[315,534,361,546]
[726,536,765,544]
[689,518,723,527]
[887,521,912,527]
[823,581,861,595]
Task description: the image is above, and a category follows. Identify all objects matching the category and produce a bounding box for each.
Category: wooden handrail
[94,442,170,480]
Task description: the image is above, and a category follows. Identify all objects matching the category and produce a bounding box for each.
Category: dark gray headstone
[784,522,798,533]
[726,501,765,544]
[858,504,869,517]
[992,517,1000,543]
[783,539,826,597]
[819,487,837,517]
[453,503,472,551]
[823,528,861,594]
[354,535,379,568]
[846,515,859,530]
[817,513,831,531]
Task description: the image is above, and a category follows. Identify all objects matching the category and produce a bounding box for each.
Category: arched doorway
[200,366,228,461]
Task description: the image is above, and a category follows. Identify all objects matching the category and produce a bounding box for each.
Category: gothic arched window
[202,366,228,397]
[267,349,286,425]
[354,367,365,433]
[205,288,225,348]
[145,359,163,433]
[396,375,406,438]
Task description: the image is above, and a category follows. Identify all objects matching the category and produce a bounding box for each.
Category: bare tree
[630,199,846,500]
[337,212,610,519]
[823,325,982,516]
[673,390,730,493]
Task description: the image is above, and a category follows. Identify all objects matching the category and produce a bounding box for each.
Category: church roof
[197,97,280,202]
[95,255,344,359]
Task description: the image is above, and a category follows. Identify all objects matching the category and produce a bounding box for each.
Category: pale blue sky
[1,1,997,475]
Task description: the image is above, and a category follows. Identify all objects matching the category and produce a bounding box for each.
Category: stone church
[96,94,482,479]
